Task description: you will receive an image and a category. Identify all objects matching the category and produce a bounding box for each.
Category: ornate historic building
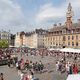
[0,30,11,45]
[45,3,80,49]
[15,29,47,48]
[15,31,25,47]
[15,3,80,49]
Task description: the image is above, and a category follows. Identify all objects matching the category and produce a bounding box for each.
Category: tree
[0,40,9,48]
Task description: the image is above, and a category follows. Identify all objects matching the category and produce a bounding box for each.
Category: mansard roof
[25,29,47,36]
[71,23,80,29]
[25,32,33,36]
[20,31,25,36]
[49,22,80,32]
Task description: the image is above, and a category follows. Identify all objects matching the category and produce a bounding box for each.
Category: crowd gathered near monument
[0,47,80,80]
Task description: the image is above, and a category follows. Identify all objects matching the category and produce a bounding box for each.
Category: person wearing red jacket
[73,64,78,74]
[22,73,29,80]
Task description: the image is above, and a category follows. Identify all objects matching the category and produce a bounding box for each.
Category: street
[0,53,67,80]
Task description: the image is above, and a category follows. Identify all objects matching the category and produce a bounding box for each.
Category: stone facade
[0,30,11,45]
[15,29,47,48]
[15,3,80,49]
[45,3,80,49]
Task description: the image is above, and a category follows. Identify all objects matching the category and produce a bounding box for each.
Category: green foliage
[0,40,9,48]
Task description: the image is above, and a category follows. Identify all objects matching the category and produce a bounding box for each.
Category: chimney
[59,23,62,26]
[54,24,57,27]
[78,19,80,23]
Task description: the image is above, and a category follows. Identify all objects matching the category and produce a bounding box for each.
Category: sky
[0,0,80,33]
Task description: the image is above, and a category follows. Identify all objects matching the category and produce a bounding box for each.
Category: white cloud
[36,0,80,23]
[36,3,66,23]
[0,0,26,33]
[0,0,80,33]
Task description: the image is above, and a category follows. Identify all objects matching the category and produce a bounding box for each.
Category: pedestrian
[22,73,29,80]
[25,59,29,69]
[55,61,59,71]
[27,72,32,80]
[0,73,4,80]
[16,61,19,69]
[58,61,62,72]
[73,64,78,74]
[29,70,34,79]
[20,58,25,70]
[47,63,50,72]
[66,62,70,75]
[69,64,72,74]
[7,59,11,67]
[20,71,24,80]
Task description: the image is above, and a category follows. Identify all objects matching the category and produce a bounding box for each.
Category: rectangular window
[68,42,70,46]
[59,44,61,46]
[51,42,52,45]
[68,36,70,40]
[72,36,74,40]
[50,46,52,48]
[76,35,78,40]
[72,42,74,46]
[76,42,78,46]
[53,37,54,40]
[51,38,52,41]
[56,43,58,46]
[48,38,49,41]
[63,36,66,41]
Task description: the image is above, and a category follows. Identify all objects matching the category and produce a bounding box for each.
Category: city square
[0,47,80,80]
[0,0,80,80]
[0,52,67,80]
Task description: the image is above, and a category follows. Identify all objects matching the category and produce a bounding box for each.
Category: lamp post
[8,30,11,47]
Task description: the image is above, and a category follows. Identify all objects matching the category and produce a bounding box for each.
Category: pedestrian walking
[66,62,70,75]
[55,61,59,71]
[20,72,24,80]
[22,73,29,80]
[47,63,50,72]
[73,64,78,74]
[69,64,72,74]
[0,73,4,80]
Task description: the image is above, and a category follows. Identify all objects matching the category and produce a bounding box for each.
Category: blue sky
[0,0,80,33]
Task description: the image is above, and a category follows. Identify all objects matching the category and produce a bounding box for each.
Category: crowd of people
[15,49,46,80]
[0,47,80,80]
[16,59,43,80]
[56,60,79,75]
[16,47,80,79]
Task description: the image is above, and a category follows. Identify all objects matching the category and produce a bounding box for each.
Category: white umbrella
[60,48,80,53]
[49,48,60,51]
[66,74,80,80]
